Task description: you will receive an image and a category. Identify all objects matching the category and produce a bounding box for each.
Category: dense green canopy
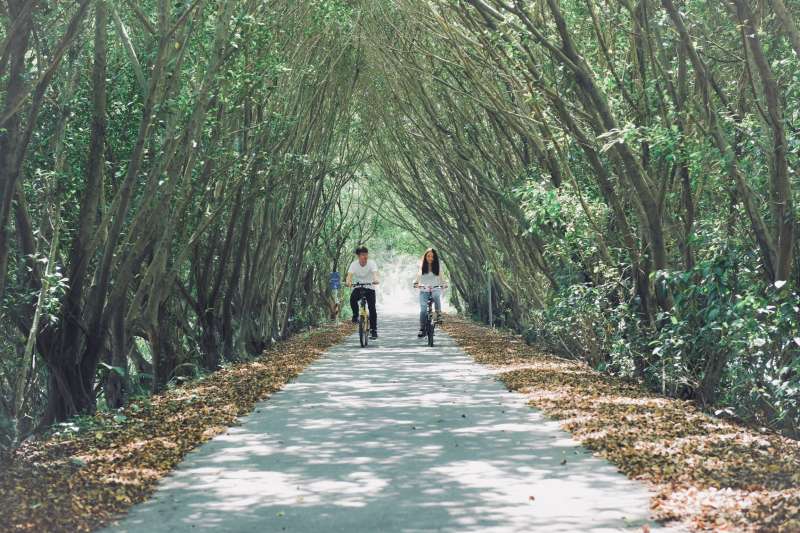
[1,0,799,448]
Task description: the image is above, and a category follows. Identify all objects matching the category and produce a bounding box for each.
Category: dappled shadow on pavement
[104,312,677,533]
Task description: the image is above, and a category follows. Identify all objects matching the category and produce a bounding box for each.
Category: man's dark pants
[350,288,377,332]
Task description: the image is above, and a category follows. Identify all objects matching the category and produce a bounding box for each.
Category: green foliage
[0,413,12,451]
[4,0,800,445]
[374,220,422,256]
[47,414,104,439]
[309,0,354,33]
[528,252,800,435]
[651,257,800,433]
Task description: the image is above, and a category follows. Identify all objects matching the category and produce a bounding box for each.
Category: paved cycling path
[105,312,678,533]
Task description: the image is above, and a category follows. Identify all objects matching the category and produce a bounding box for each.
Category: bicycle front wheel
[427,321,434,347]
[359,317,368,347]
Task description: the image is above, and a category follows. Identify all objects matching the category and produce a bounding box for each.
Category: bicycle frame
[417,285,445,347]
[352,282,375,347]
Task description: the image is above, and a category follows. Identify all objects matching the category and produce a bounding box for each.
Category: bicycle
[416,284,445,347]
[351,282,376,347]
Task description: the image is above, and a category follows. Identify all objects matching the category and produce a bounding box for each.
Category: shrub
[526,255,800,437]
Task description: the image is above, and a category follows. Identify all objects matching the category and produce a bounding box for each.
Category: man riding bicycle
[346,246,379,339]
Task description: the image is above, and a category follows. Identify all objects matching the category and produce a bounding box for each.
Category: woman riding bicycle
[413,248,447,338]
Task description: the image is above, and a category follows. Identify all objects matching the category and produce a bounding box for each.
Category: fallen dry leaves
[443,317,800,532]
[0,322,352,533]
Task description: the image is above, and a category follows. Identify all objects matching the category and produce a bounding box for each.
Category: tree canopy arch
[1,0,799,447]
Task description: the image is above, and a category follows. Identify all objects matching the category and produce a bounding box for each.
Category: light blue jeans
[419,289,442,327]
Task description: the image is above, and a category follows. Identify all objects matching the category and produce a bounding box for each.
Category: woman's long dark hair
[421,248,440,275]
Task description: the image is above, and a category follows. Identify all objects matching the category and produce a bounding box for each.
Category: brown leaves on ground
[443,318,800,533]
[0,322,353,533]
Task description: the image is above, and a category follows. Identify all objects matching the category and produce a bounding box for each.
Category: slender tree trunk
[105,302,127,409]
[42,0,109,422]
[731,0,795,283]
[770,0,800,60]
[0,0,33,300]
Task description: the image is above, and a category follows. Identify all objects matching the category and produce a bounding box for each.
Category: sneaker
[435,312,442,324]
[417,329,425,338]
[370,330,378,339]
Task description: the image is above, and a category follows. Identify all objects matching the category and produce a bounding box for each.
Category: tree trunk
[105,303,127,409]
[0,0,33,300]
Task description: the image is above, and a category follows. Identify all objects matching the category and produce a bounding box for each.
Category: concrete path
[105,312,677,533]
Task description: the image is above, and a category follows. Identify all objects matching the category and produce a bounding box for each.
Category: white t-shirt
[419,270,444,289]
[348,259,378,285]
[419,272,442,287]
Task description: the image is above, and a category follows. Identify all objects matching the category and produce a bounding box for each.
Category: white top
[419,272,443,288]
[348,259,378,285]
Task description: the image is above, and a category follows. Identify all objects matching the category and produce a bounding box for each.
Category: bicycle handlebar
[351,282,378,288]
[415,284,446,290]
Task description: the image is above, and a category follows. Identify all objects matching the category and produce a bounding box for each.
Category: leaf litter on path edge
[0,322,354,533]
[442,317,800,533]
